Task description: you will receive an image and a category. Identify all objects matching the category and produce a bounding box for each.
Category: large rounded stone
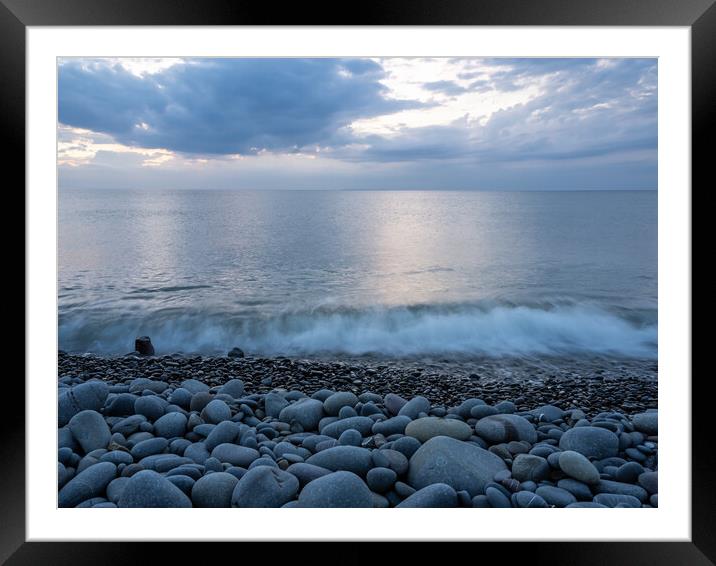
[323,392,359,416]
[632,412,658,435]
[118,470,192,507]
[320,417,374,439]
[558,450,600,484]
[384,393,408,416]
[306,446,373,477]
[593,479,648,502]
[201,399,232,424]
[58,462,117,508]
[296,471,372,507]
[219,379,245,399]
[398,396,430,419]
[191,472,239,507]
[529,405,564,422]
[58,381,110,426]
[511,454,550,482]
[264,392,289,418]
[559,427,619,460]
[407,436,507,497]
[371,416,411,436]
[405,417,472,442]
[68,410,111,454]
[535,486,576,507]
[286,463,332,488]
[204,421,240,452]
[130,437,169,460]
[134,396,167,422]
[474,414,537,444]
[211,443,260,467]
[153,413,187,439]
[396,483,458,508]
[279,398,324,431]
[231,466,299,507]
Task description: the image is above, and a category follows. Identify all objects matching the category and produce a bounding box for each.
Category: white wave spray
[59,302,658,358]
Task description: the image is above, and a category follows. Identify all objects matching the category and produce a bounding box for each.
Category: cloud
[59,58,421,156]
[58,57,658,190]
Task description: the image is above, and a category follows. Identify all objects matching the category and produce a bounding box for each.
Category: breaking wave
[58,301,658,359]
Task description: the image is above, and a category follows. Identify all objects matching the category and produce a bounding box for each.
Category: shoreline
[58,351,658,508]
[59,352,657,417]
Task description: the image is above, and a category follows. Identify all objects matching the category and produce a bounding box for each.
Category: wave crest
[58,302,657,358]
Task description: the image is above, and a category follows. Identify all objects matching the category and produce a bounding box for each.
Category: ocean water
[58,189,657,359]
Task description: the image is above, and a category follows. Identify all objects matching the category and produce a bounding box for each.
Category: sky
[58,57,657,191]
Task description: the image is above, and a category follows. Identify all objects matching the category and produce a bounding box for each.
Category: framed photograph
[9,0,707,562]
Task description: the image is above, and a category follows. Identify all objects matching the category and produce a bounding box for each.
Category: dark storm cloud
[59,58,421,155]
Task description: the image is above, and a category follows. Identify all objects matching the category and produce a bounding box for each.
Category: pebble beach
[57,345,658,508]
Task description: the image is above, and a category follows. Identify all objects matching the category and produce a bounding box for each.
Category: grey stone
[486,486,512,507]
[58,381,110,426]
[535,486,576,507]
[264,392,289,418]
[632,412,658,435]
[100,450,134,466]
[219,379,245,399]
[181,379,210,394]
[593,493,642,507]
[296,471,372,507]
[559,427,619,460]
[405,417,472,442]
[398,396,430,419]
[557,478,594,501]
[153,412,187,439]
[511,454,550,482]
[184,442,210,464]
[397,483,458,508]
[366,467,397,493]
[68,410,111,454]
[211,443,260,467]
[475,414,538,444]
[118,470,192,507]
[104,393,139,417]
[231,466,299,507]
[111,415,146,437]
[371,416,411,436]
[338,429,363,447]
[279,398,325,431]
[638,471,658,494]
[168,388,192,409]
[306,446,373,477]
[58,462,117,508]
[511,490,549,508]
[191,472,239,507]
[167,475,195,495]
[384,393,408,415]
[529,405,564,422]
[205,421,240,452]
[201,399,232,424]
[323,392,359,416]
[470,405,498,420]
[407,436,507,497]
[131,437,169,460]
[593,479,648,502]
[615,461,645,484]
[133,396,167,422]
[320,416,374,439]
[286,462,332,488]
[106,476,130,504]
[558,450,600,484]
[391,436,421,459]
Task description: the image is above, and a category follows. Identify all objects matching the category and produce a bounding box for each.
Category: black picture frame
[6,0,707,563]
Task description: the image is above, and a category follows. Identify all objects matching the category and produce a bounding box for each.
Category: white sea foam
[58,302,658,358]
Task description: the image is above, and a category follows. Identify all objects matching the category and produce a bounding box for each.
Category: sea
[58,189,657,360]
